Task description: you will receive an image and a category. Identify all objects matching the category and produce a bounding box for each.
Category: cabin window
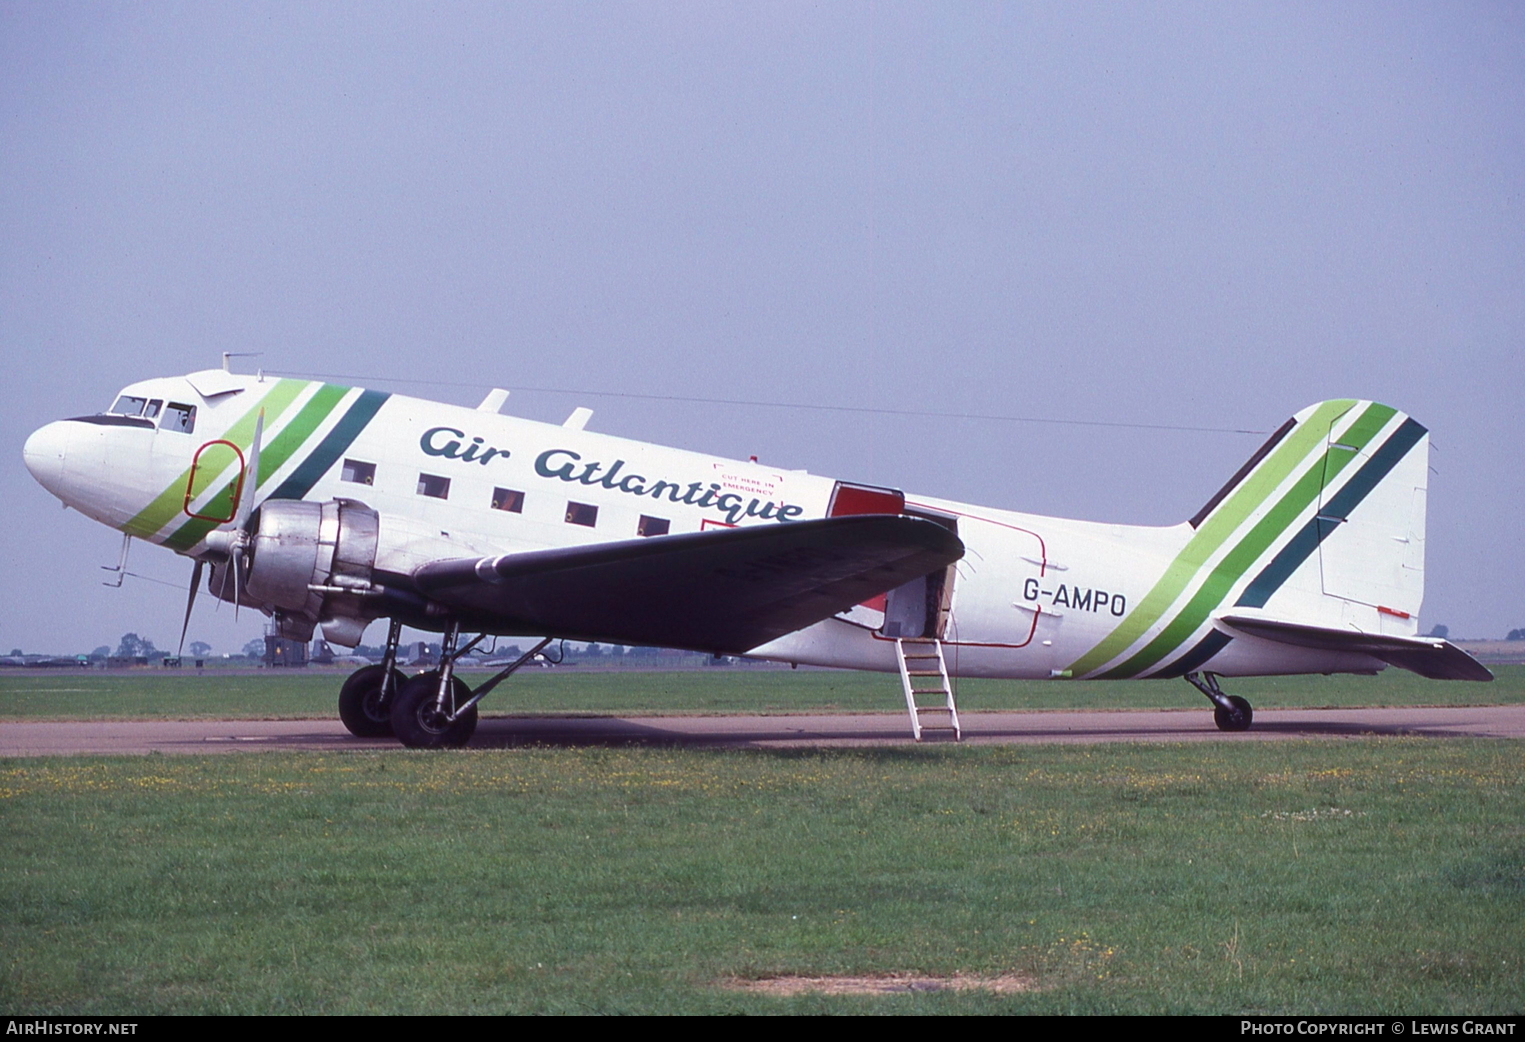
[162,403,196,434]
[142,399,163,420]
[565,501,598,527]
[417,473,451,499]
[637,515,670,537]
[343,459,377,485]
[108,395,151,417]
[491,487,524,513]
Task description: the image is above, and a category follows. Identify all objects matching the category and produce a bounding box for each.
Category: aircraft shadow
[464,711,1495,748]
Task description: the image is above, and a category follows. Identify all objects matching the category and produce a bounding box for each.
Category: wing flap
[414,515,964,653]
[1218,614,1493,682]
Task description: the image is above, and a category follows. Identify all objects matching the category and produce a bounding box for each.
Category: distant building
[264,634,308,667]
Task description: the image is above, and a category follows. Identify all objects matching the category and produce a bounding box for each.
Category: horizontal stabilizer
[414,515,964,654]
[1218,614,1493,682]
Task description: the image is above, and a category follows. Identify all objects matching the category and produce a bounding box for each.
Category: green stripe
[1236,417,1426,611]
[160,384,357,552]
[255,384,350,486]
[267,389,390,501]
[122,380,309,539]
[1064,399,1356,678]
[1099,402,1397,678]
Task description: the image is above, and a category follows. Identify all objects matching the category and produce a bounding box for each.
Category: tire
[1213,694,1254,732]
[338,664,406,738]
[390,671,479,749]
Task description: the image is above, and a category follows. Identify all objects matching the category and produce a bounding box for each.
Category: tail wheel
[338,664,407,738]
[390,671,479,749]
[1213,694,1254,732]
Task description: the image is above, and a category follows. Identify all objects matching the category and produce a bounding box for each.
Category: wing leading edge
[413,515,964,654]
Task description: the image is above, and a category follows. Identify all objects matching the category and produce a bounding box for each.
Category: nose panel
[24,420,114,519]
[22,421,72,497]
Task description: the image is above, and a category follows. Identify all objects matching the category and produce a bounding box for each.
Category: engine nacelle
[214,499,380,644]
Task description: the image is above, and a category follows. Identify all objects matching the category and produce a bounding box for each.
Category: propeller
[176,558,203,658]
[232,409,264,532]
[187,410,265,637]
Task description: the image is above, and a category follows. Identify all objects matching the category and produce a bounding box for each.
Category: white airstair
[895,637,961,741]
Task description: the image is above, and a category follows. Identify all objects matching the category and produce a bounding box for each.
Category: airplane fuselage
[24,371,1441,686]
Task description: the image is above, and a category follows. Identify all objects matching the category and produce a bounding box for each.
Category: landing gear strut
[390,620,477,748]
[382,622,556,749]
[392,670,478,748]
[1185,671,1253,732]
[338,619,405,737]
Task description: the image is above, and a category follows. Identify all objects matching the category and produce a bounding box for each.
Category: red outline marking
[904,499,1048,576]
[184,440,246,523]
[867,500,1050,650]
[869,607,1043,651]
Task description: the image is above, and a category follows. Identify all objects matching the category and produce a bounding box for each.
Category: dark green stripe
[163,388,390,552]
[124,379,307,539]
[256,384,351,485]
[1234,418,1427,609]
[1065,399,1357,677]
[267,389,391,501]
[1150,629,1234,679]
[1097,404,1397,679]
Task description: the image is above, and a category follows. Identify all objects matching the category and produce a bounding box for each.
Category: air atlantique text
[417,427,807,526]
[534,449,805,525]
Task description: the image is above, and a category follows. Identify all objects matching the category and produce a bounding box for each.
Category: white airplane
[23,368,1491,747]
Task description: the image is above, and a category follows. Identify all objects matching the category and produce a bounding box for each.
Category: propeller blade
[232,409,264,530]
[177,559,204,657]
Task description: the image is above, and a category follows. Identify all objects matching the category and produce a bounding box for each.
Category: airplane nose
[23,421,72,497]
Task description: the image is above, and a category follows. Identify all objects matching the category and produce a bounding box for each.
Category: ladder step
[895,636,961,743]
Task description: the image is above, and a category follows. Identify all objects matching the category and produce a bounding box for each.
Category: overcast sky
[3,2,1521,655]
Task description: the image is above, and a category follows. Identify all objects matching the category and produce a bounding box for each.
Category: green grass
[2,741,1521,1014]
[2,664,1521,721]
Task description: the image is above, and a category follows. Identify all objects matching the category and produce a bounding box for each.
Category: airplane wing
[412,515,963,654]
[1217,614,1494,682]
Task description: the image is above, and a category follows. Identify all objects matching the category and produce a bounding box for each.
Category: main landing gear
[336,618,553,749]
[338,619,406,737]
[391,670,478,749]
[1185,671,1254,732]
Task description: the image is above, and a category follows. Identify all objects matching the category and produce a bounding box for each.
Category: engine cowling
[212,499,380,644]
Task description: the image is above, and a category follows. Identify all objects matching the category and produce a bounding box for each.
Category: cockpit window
[162,403,196,434]
[107,395,165,419]
[105,394,193,432]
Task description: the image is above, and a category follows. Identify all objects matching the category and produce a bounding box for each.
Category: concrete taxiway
[2,705,1522,756]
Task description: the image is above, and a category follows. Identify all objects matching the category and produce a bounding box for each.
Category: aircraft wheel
[338,664,406,738]
[390,671,479,749]
[1213,695,1254,732]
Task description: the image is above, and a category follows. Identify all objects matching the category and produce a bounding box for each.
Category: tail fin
[1192,399,1429,635]
[1068,400,1486,682]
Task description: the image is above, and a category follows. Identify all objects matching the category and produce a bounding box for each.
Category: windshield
[108,395,162,418]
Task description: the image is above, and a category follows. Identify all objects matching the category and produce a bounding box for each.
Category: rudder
[1194,399,1429,636]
